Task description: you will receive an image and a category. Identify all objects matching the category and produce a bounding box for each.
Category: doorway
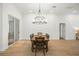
[14,18,19,41]
[59,23,66,40]
[8,16,14,45]
[8,15,19,45]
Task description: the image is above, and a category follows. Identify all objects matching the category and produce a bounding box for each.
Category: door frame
[59,23,66,40]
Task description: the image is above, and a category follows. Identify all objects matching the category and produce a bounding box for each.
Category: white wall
[65,14,79,40]
[0,3,2,51]
[22,14,66,39]
[22,13,79,40]
[1,3,22,51]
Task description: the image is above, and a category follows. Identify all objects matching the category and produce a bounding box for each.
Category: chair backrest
[37,32,42,36]
[30,33,34,39]
[46,33,49,39]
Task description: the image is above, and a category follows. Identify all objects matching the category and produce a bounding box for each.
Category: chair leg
[31,47,34,52]
[46,45,48,52]
[31,44,34,52]
[35,46,37,56]
[43,47,45,56]
[46,43,48,52]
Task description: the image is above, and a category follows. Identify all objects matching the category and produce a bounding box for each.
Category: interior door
[14,19,19,41]
[8,16,14,45]
[8,15,19,45]
[59,23,65,40]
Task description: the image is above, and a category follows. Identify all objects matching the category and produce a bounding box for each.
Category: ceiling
[14,3,79,15]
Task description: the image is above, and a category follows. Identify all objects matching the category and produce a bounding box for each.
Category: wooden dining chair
[46,33,49,40]
[45,33,50,52]
[35,37,46,56]
[30,33,35,52]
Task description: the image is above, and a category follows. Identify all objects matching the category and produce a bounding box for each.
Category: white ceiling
[14,3,79,15]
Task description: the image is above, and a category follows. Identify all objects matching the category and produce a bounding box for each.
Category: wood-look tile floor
[0,40,79,56]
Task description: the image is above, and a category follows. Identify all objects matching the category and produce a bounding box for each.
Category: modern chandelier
[32,4,47,24]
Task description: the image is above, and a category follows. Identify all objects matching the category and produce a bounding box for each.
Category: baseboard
[19,37,76,40]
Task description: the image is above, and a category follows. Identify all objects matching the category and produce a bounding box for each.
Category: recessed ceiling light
[52,6,56,8]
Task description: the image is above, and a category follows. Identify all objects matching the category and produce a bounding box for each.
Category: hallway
[0,40,79,56]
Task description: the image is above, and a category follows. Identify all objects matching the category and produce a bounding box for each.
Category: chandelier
[32,4,47,24]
